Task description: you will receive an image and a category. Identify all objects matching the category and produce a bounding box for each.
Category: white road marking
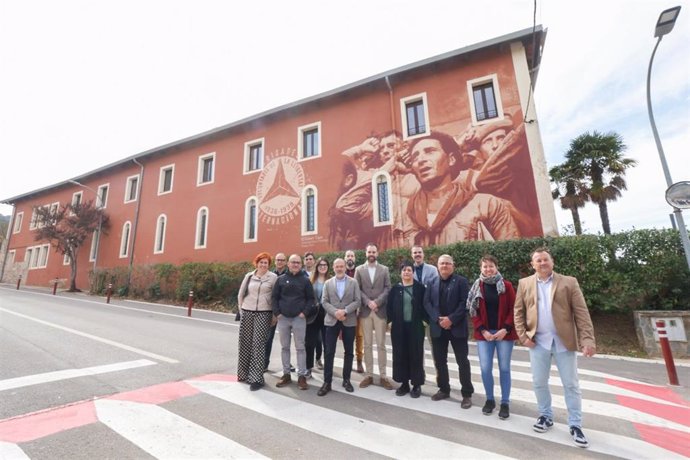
[190,379,516,460]
[0,442,30,460]
[0,359,156,392]
[0,307,178,363]
[94,399,267,459]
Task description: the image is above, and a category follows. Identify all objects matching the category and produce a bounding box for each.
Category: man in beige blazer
[355,243,394,390]
[318,258,361,396]
[514,247,595,448]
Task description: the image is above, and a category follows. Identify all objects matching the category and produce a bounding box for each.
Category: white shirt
[535,273,567,353]
[367,262,377,284]
[335,276,347,299]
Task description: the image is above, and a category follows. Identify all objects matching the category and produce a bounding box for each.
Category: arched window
[372,172,392,226]
[154,214,167,254]
[120,221,132,258]
[244,197,258,242]
[195,207,209,249]
[301,185,317,235]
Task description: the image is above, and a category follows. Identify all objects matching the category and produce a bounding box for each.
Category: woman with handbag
[305,257,329,377]
[237,252,278,391]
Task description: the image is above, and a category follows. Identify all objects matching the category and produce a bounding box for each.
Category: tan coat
[513,272,595,352]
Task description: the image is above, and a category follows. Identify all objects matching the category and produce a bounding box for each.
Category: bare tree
[34,201,109,292]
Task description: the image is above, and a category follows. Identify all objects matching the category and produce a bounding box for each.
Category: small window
[372,173,392,226]
[25,248,33,265]
[158,165,175,195]
[37,205,50,228]
[37,244,49,268]
[120,221,132,258]
[63,253,70,265]
[197,153,215,185]
[298,122,321,160]
[49,202,59,216]
[154,214,167,254]
[467,74,504,125]
[97,184,109,208]
[89,230,100,262]
[244,139,264,174]
[301,186,318,235]
[12,212,23,234]
[125,175,139,203]
[195,207,208,249]
[29,209,38,230]
[7,250,15,266]
[244,197,258,242]
[400,93,430,140]
[72,191,83,207]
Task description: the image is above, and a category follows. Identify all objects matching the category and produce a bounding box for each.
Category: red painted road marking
[606,378,690,407]
[107,381,200,404]
[617,395,690,427]
[0,401,97,443]
[633,423,690,458]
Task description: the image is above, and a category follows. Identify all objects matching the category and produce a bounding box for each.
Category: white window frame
[37,244,49,268]
[29,209,37,230]
[120,221,132,258]
[25,248,33,266]
[96,183,109,209]
[244,197,258,243]
[243,138,265,174]
[124,175,140,203]
[301,185,318,236]
[372,171,393,226]
[154,214,167,254]
[7,249,15,266]
[49,202,60,216]
[12,211,23,234]
[400,92,430,140]
[297,122,321,161]
[89,230,99,262]
[63,253,71,266]
[71,191,83,208]
[197,153,216,186]
[467,73,505,126]
[158,164,175,195]
[195,207,209,249]
[37,205,50,228]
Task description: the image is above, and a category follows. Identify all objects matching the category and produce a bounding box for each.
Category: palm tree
[564,131,637,234]
[549,163,589,235]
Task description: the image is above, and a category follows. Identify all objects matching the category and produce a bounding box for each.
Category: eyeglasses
[289,261,301,264]
[275,259,286,262]
[318,264,328,268]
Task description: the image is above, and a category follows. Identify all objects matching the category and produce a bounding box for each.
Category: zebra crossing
[1,345,688,459]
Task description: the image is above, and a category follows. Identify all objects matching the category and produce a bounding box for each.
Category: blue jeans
[529,342,582,427]
[476,332,514,404]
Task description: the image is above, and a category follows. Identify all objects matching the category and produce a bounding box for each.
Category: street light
[68,180,104,273]
[646,5,690,270]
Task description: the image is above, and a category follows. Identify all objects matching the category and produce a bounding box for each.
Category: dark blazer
[424,274,470,338]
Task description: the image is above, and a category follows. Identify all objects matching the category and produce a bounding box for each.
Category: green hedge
[89,229,690,312]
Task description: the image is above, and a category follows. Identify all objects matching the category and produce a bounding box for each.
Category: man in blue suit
[424,254,474,407]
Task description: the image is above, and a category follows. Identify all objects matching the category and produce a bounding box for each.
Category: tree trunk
[599,201,611,235]
[570,206,583,235]
[68,248,80,292]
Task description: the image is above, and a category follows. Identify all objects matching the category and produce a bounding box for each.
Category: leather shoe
[249,382,264,391]
[396,384,410,396]
[317,383,331,396]
[380,378,394,390]
[461,396,473,409]
[276,374,291,388]
[298,375,308,390]
[342,380,354,393]
[359,376,373,388]
[356,360,364,373]
[410,385,422,398]
[431,390,450,401]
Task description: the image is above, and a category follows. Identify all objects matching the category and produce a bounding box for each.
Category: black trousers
[431,330,474,397]
[264,324,276,370]
[324,322,355,384]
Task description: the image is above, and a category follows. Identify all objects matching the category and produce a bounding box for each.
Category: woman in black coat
[388,260,427,398]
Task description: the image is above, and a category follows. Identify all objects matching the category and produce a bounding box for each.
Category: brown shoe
[380,378,394,390]
[359,376,374,388]
[461,396,473,409]
[431,390,450,401]
[276,374,291,388]
[356,359,364,374]
[298,375,308,390]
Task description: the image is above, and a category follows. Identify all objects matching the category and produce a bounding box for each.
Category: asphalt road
[1,285,689,459]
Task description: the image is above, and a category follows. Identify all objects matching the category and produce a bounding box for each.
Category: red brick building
[1,26,556,288]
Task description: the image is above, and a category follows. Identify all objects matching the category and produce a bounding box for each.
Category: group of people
[236,245,596,449]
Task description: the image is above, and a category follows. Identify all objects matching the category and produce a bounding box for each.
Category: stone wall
[634,310,690,358]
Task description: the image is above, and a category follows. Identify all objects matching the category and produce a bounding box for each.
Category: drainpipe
[0,204,15,282]
[126,158,145,290]
[385,75,403,249]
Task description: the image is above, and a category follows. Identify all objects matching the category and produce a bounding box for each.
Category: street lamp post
[68,180,104,273]
[646,5,690,270]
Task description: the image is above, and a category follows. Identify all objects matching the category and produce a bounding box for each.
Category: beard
[367,255,376,263]
[346,260,355,269]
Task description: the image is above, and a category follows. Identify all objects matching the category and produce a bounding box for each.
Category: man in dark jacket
[272,254,315,390]
[424,254,474,407]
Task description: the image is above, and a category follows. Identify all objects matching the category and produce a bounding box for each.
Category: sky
[1,0,688,235]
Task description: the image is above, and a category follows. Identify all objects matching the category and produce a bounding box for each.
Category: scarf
[467,272,505,317]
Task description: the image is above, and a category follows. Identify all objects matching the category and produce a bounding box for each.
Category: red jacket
[472,280,518,341]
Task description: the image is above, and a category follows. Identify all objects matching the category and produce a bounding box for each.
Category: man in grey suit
[318,258,362,396]
[355,243,394,390]
[412,245,439,286]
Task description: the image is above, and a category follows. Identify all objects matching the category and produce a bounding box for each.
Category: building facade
[1,27,556,289]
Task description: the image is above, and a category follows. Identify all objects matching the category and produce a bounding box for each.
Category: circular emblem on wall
[256,152,305,224]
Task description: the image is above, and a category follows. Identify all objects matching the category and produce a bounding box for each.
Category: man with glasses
[304,252,316,277]
[272,254,315,390]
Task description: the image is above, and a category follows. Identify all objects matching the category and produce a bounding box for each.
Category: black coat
[423,274,470,338]
[388,281,427,385]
